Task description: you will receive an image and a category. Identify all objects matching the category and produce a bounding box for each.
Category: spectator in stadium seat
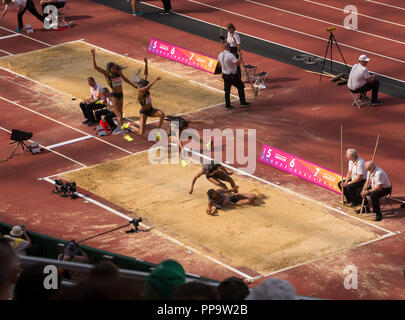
[14,263,61,300]
[0,0,45,32]
[4,224,31,255]
[217,277,250,300]
[79,77,105,125]
[87,260,120,283]
[144,259,186,300]
[338,148,367,207]
[245,278,297,300]
[173,281,218,300]
[347,54,382,106]
[0,237,20,300]
[56,280,142,300]
[57,240,89,282]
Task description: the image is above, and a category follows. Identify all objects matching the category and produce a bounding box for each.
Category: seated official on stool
[338,148,367,207]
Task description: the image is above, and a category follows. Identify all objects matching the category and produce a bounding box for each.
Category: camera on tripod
[52,179,78,199]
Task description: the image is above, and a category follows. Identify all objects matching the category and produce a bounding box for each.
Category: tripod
[8,140,30,160]
[320,28,350,81]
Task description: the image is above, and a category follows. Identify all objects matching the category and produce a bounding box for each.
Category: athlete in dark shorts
[121,58,165,138]
[206,188,256,215]
[90,49,138,141]
[189,162,236,194]
[164,115,213,155]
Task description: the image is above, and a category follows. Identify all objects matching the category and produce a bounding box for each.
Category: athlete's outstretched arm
[189,170,204,194]
[90,49,107,75]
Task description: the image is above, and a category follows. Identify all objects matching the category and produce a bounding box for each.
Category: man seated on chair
[79,77,105,126]
[359,161,392,221]
[94,88,117,132]
[347,54,382,107]
[338,148,367,207]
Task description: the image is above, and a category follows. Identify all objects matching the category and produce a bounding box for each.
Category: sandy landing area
[63,152,378,274]
[0,41,225,121]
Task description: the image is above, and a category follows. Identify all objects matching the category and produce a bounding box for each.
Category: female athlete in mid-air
[90,48,138,141]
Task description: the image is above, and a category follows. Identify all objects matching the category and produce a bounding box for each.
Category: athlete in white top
[360,161,392,221]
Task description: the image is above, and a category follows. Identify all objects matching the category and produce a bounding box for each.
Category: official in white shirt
[79,77,105,125]
[338,148,367,206]
[360,161,392,221]
[0,0,44,32]
[217,43,250,110]
[220,23,242,78]
[347,54,381,106]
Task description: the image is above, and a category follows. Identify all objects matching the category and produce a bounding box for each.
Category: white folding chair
[243,64,257,84]
[253,71,268,90]
[349,90,370,109]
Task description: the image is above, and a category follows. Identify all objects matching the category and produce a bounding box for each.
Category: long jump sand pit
[63,152,379,274]
[0,41,224,119]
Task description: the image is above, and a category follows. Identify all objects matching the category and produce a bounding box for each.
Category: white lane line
[0,48,12,55]
[304,0,405,28]
[0,33,21,40]
[0,26,52,47]
[140,1,405,83]
[366,0,405,11]
[78,40,232,97]
[183,0,405,64]
[245,0,405,45]
[0,125,87,167]
[44,135,93,149]
[0,95,135,156]
[41,175,255,280]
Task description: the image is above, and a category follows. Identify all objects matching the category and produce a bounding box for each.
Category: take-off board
[259,143,342,194]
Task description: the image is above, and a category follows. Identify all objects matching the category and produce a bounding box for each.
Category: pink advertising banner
[148,38,218,74]
[258,143,343,194]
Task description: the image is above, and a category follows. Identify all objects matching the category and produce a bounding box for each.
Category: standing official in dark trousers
[360,161,392,221]
[338,148,367,206]
[161,0,172,15]
[0,0,44,32]
[217,43,250,110]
